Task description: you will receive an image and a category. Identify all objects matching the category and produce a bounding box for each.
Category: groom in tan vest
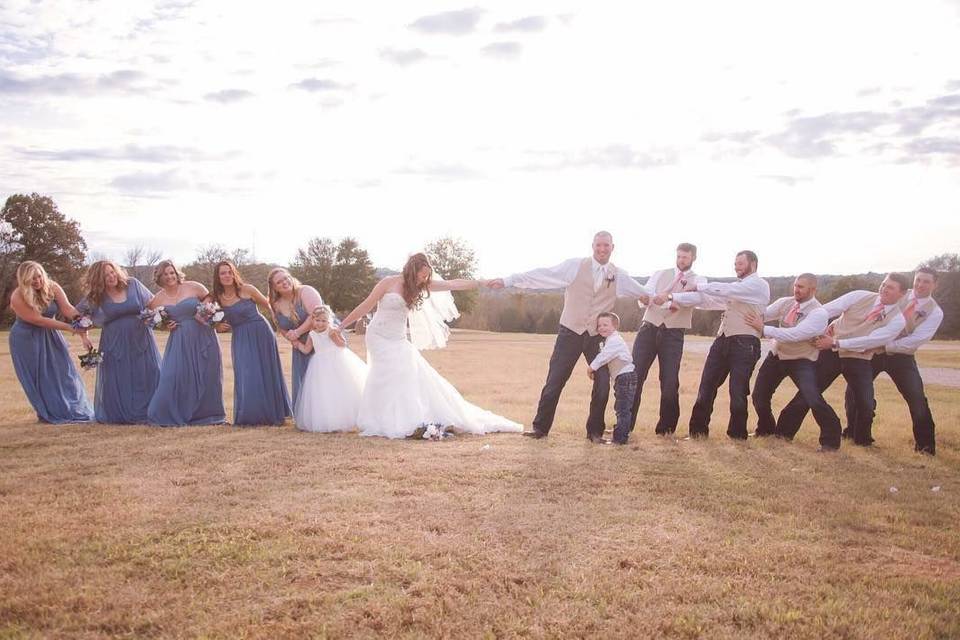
[489,231,649,443]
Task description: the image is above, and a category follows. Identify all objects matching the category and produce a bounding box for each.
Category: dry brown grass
[1,330,958,639]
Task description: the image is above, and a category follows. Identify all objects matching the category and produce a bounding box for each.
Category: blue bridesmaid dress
[9,300,94,423]
[83,278,161,424]
[146,297,226,426]
[221,298,291,425]
[275,299,312,407]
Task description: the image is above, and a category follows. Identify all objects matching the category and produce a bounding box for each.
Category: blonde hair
[267,267,303,323]
[154,260,185,288]
[16,261,54,314]
[85,260,130,308]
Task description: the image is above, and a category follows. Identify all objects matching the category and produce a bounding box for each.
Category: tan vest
[719,299,763,338]
[772,298,821,362]
[892,292,941,355]
[832,293,906,360]
[559,258,618,336]
[642,269,699,329]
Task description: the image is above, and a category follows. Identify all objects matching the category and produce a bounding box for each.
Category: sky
[2,0,959,279]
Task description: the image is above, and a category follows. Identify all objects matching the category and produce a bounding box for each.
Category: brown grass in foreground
[1,330,958,639]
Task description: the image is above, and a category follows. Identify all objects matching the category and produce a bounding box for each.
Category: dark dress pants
[629,322,685,434]
[688,334,761,439]
[752,352,842,448]
[532,325,607,437]
[779,350,876,446]
[843,352,936,454]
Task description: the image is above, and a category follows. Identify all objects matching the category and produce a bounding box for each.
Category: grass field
[1,330,959,639]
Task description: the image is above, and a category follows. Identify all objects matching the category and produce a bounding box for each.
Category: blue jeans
[844,353,936,454]
[629,322,685,434]
[532,325,608,437]
[689,334,761,439]
[612,371,639,444]
[779,350,876,446]
[752,353,842,448]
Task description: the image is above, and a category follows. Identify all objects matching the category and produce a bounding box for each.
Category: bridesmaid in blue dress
[79,260,161,424]
[211,260,291,425]
[146,260,226,427]
[8,261,94,423]
[267,267,327,407]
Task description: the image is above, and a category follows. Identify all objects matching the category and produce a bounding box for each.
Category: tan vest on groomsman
[891,291,941,355]
[718,299,764,338]
[642,269,700,329]
[773,298,822,362]
[831,293,908,360]
[559,258,618,336]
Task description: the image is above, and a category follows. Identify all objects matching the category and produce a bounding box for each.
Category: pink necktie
[660,271,686,294]
[903,298,917,321]
[783,302,801,326]
[865,302,885,323]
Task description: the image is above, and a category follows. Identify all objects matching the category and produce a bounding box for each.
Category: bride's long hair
[401,253,432,309]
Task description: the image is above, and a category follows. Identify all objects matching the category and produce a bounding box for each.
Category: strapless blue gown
[146,297,226,426]
[275,299,312,407]
[221,298,291,425]
[9,300,94,423]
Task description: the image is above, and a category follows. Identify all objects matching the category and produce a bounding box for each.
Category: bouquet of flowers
[78,348,104,370]
[409,423,455,441]
[195,301,225,326]
[139,306,170,329]
[71,314,94,331]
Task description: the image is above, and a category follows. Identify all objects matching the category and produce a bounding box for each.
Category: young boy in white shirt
[587,312,638,445]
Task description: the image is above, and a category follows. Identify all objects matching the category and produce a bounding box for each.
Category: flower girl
[293,306,368,432]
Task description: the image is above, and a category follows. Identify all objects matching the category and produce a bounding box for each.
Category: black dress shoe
[587,434,608,444]
[816,445,839,453]
[522,430,547,439]
[750,431,774,438]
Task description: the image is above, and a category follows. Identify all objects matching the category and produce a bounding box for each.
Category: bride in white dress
[336,253,523,439]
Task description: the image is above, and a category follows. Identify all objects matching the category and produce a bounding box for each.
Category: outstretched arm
[428,278,483,292]
[499,258,582,290]
[338,278,392,330]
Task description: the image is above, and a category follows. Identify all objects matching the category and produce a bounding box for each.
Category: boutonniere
[796,311,805,321]
[605,273,616,288]
[873,312,886,323]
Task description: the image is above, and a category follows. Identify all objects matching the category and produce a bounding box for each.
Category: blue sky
[2,1,959,278]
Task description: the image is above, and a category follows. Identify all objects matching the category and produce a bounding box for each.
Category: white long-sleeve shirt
[671,272,770,310]
[760,297,828,342]
[589,331,635,376]
[886,292,944,354]
[823,290,906,352]
[503,257,651,299]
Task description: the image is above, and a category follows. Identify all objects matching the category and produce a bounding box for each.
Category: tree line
[2,193,958,338]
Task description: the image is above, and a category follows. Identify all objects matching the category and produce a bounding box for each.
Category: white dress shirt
[589,331,635,376]
[503,257,651,299]
[760,297,828,342]
[671,272,770,310]
[822,290,906,352]
[886,292,944,354]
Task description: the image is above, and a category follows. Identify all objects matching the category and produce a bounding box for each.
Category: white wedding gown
[357,292,523,439]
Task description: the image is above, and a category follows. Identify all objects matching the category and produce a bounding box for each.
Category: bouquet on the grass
[139,306,170,329]
[409,423,455,441]
[194,301,225,326]
[71,314,94,331]
[78,348,104,370]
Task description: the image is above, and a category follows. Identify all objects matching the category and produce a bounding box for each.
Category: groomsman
[629,243,706,435]
[744,274,842,450]
[488,231,649,443]
[671,250,770,439]
[845,267,943,454]
[777,273,909,447]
